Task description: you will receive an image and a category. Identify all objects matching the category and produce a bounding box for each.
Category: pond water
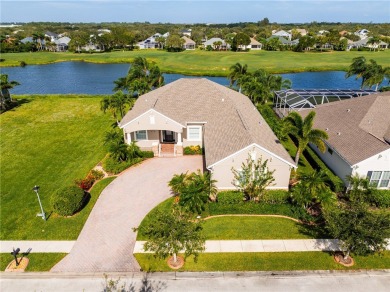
[1,62,386,95]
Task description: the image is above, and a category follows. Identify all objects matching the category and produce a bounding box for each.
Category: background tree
[69,30,89,53]
[232,32,251,51]
[283,111,328,165]
[367,36,381,52]
[231,154,275,201]
[345,56,368,89]
[0,74,20,110]
[361,59,390,91]
[165,34,184,52]
[136,208,205,266]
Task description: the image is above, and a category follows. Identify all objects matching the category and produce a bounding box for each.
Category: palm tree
[100,91,133,122]
[345,56,367,89]
[362,59,390,91]
[227,63,248,92]
[284,111,329,165]
[0,74,20,110]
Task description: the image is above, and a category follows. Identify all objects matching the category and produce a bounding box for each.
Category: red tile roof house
[119,79,296,190]
[299,92,390,189]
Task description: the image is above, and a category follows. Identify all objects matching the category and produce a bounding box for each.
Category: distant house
[45,31,58,42]
[347,37,388,50]
[299,92,390,189]
[289,29,307,36]
[317,30,329,35]
[20,36,46,49]
[203,38,229,50]
[119,78,296,190]
[54,36,71,52]
[355,29,369,39]
[271,30,292,40]
[248,38,262,50]
[267,36,298,46]
[138,32,169,49]
[180,29,192,37]
[181,36,196,50]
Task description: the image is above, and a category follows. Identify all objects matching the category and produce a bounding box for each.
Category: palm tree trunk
[295,149,300,165]
[375,83,379,91]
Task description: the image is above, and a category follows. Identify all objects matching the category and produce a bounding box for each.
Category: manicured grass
[135,251,390,272]
[0,253,67,271]
[0,95,114,240]
[1,50,389,75]
[201,216,317,240]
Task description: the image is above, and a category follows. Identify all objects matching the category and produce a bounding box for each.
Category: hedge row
[103,156,144,174]
[369,189,390,208]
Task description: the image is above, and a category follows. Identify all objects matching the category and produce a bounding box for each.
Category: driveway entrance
[51,156,203,272]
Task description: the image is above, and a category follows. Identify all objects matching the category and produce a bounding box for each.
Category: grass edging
[203,214,301,223]
[135,251,390,272]
[0,253,67,272]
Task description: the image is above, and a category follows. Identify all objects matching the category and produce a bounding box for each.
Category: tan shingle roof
[120,78,295,167]
[181,36,195,45]
[299,92,390,165]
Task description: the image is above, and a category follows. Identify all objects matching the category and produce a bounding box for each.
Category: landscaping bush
[141,151,154,158]
[184,145,203,155]
[75,174,95,191]
[103,156,143,174]
[263,190,290,204]
[51,186,85,216]
[369,189,390,208]
[90,169,104,180]
[217,191,243,204]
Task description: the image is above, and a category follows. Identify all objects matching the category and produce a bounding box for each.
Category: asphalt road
[1,270,389,292]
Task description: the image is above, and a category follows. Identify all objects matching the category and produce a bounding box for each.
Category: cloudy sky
[1,0,389,23]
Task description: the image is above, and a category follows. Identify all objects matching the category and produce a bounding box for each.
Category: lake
[1,62,386,95]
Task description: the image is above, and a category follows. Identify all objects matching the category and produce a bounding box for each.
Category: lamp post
[32,185,46,221]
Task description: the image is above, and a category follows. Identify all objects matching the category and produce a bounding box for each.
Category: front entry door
[163,130,175,142]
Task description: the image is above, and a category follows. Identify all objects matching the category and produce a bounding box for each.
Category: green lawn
[135,251,390,272]
[0,95,114,240]
[201,216,319,240]
[1,50,389,75]
[0,253,67,271]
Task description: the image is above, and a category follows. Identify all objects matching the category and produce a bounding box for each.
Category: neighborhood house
[119,79,296,190]
[299,92,390,189]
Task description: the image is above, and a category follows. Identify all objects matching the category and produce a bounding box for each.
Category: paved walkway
[134,239,343,253]
[0,241,75,253]
[50,156,203,273]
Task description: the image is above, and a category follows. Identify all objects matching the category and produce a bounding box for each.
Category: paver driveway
[51,156,203,272]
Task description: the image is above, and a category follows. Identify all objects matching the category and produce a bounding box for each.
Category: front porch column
[126,132,132,145]
[177,132,183,146]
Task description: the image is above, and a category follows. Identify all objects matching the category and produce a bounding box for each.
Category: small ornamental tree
[231,154,275,201]
[324,176,390,261]
[136,208,205,266]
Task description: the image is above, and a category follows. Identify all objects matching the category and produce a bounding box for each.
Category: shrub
[103,156,143,174]
[19,61,27,67]
[369,189,390,208]
[263,190,290,204]
[141,151,154,158]
[51,186,85,216]
[184,145,202,155]
[90,169,104,180]
[217,191,243,204]
[75,174,95,190]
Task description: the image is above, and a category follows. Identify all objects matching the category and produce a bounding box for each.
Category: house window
[367,171,390,188]
[135,130,147,141]
[187,126,201,141]
[379,172,390,188]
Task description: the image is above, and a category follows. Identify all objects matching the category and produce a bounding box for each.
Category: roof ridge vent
[347,108,351,112]
[325,128,329,131]
[337,132,341,136]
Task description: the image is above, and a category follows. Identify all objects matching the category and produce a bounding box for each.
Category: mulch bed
[167,255,184,269]
[334,252,355,267]
[5,257,29,272]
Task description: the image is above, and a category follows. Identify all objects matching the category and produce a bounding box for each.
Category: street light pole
[32,185,46,221]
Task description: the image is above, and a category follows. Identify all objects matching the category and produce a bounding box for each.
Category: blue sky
[1,1,389,23]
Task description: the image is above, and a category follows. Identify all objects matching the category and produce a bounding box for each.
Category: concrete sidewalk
[0,241,75,253]
[134,239,343,253]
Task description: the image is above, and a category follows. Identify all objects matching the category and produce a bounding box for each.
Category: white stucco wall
[210,145,293,190]
[310,144,353,185]
[352,148,390,189]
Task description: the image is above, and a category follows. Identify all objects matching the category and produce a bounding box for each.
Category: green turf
[0,95,114,240]
[0,253,67,271]
[1,50,389,75]
[135,251,390,272]
[201,216,318,240]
